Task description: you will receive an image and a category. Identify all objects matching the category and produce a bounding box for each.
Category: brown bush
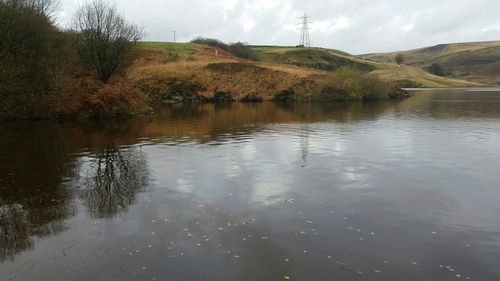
[46,77,150,119]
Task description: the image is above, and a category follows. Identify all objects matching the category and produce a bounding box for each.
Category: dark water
[1,90,500,281]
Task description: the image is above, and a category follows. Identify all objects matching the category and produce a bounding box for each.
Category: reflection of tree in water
[0,202,68,262]
[81,146,149,219]
[0,124,77,262]
[0,204,31,261]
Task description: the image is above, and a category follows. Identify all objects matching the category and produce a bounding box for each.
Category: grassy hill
[252,47,374,72]
[361,41,500,85]
[249,45,479,88]
[134,42,481,92]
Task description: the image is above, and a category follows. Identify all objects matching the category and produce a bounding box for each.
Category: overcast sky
[58,0,500,54]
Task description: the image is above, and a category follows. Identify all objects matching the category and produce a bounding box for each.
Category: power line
[172,31,176,43]
[298,14,311,48]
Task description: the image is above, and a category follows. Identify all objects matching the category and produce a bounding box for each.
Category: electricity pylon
[298,14,311,47]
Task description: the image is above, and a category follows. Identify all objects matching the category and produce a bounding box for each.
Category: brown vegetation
[129,47,407,106]
[0,0,148,120]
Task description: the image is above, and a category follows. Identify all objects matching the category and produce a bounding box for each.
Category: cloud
[58,0,500,54]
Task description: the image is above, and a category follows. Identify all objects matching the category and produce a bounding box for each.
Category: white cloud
[333,17,351,30]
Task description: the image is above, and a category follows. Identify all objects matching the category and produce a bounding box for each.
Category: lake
[1,89,500,281]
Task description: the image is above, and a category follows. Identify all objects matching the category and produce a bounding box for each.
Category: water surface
[1,90,500,281]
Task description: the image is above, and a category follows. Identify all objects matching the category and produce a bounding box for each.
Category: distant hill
[361,41,500,85]
[250,45,479,88]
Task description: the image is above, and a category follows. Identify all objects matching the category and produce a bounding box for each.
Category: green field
[138,42,200,55]
[249,45,297,52]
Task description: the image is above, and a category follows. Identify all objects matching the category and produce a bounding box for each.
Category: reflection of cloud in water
[241,144,257,161]
[341,166,370,189]
[176,178,194,193]
[252,182,289,206]
[224,161,242,178]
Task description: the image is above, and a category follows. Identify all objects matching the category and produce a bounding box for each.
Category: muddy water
[1,90,500,281]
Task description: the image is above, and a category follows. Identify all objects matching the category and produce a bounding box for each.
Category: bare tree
[0,0,58,19]
[0,0,57,59]
[73,0,143,83]
[0,0,60,95]
[32,0,59,19]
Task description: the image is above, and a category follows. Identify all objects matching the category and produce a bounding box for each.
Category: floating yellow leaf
[284,276,291,280]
